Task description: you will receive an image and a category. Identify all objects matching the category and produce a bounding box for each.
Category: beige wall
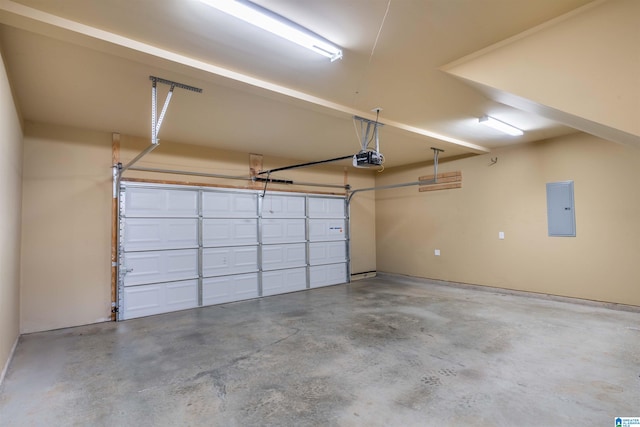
[15,124,640,332]
[376,132,640,306]
[21,122,113,333]
[347,184,376,276]
[0,46,23,378]
[20,127,376,333]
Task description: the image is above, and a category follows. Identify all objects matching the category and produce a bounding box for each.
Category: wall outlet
[499,231,505,240]
[434,249,441,256]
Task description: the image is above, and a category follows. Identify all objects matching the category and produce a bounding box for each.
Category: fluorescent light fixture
[479,115,524,136]
[200,0,343,62]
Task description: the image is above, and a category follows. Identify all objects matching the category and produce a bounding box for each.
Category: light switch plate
[499,231,505,240]
[434,249,441,256]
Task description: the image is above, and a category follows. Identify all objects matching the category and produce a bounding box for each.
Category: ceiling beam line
[0,0,490,153]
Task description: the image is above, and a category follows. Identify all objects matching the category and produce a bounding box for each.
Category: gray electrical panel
[546,181,576,237]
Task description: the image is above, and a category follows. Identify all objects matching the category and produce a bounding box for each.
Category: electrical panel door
[546,181,576,237]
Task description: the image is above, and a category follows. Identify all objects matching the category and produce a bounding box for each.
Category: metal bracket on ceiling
[118,76,203,177]
[431,147,444,182]
[353,115,384,153]
[149,76,203,145]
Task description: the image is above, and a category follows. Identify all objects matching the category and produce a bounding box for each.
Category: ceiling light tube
[479,115,523,136]
[200,0,343,62]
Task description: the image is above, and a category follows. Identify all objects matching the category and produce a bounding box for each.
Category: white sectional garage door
[118,183,348,320]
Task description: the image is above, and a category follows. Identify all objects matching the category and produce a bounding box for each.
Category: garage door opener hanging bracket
[112,76,203,197]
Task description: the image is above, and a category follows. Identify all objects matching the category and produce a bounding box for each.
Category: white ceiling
[0,0,593,167]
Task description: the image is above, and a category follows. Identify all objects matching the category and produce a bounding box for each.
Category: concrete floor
[1,275,639,426]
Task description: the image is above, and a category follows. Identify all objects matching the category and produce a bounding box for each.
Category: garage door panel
[123,249,198,286]
[310,263,347,288]
[123,218,198,251]
[262,267,307,296]
[124,187,198,217]
[309,241,346,265]
[261,194,305,218]
[202,273,259,306]
[202,246,258,277]
[122,279,198,320]
[262,219,306,243]
[166,281,199,306]
[308,197,345,218]
[202,192,257,218]
[309,219,346,241]
[120,185,349,320]
[262,243,306,271]
[202,219,258,247]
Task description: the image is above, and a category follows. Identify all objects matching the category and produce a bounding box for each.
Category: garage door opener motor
[353,110,384,168]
